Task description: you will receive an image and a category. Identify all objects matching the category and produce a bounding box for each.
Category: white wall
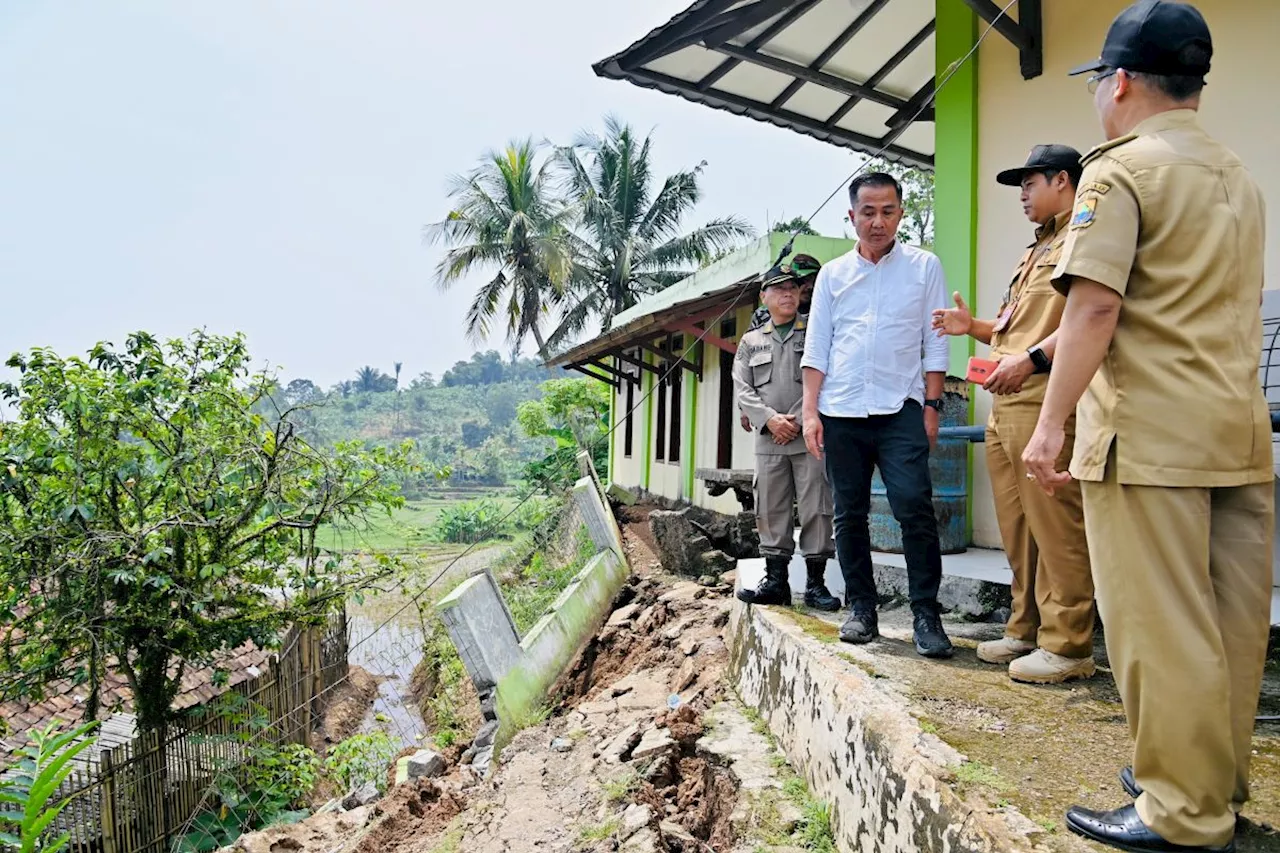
[970,0,1280,546]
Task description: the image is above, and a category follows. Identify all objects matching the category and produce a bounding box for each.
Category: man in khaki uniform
[734,267,840,611]
[1023,2,1273,850]
[933,145,1096,685]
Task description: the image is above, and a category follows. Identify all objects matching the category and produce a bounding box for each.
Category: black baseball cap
[996,144,1084,186]
[1068,0,1212,78]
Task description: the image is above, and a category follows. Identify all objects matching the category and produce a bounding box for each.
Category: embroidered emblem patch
[1071,197,1097,229]
[1081,181,1111,195]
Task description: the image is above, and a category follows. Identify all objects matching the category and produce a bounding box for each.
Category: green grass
[576,819,620,844]
[602,770,641,804]
[503,526,598,635]
[316,490,514,552]
[429,821,465,853]
[953,760,1010,794]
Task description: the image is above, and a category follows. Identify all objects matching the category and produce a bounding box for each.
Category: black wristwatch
[923,398,942,412]
[1027,345,1052,374]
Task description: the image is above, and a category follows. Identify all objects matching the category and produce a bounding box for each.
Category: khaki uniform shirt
[989,209,1072,414]
[1050,109,1271,487]
[733,316,809,456]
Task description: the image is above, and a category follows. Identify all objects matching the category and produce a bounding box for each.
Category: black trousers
[822,400,943,615]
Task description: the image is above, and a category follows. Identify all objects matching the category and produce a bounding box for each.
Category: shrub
[323,732,397,794]
[430,499,509,544]
[0,721,98,853]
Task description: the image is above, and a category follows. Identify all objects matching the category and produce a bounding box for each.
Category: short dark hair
[848,172,903,207]
[1128,44,1209,100]
[1037,164,1083,189]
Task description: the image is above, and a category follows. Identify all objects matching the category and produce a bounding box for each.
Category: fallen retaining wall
[727,600,1048,853]
[437,475,629,750]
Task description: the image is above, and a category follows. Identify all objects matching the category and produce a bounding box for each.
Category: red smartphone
[966,357,998,385]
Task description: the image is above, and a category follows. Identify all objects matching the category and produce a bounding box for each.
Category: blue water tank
[869,380,969,555]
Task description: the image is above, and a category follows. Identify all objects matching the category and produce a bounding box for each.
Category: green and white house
[554,0,1280,599]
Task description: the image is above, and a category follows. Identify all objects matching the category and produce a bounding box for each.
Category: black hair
[1037,165,1082,190]
[1129,44,1210,100]
[848,172,903,207]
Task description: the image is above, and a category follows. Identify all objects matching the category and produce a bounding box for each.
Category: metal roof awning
[546,275,759,387]
[593,0,1044,171]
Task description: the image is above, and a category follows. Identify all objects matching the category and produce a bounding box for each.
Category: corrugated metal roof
[593,0,938,169]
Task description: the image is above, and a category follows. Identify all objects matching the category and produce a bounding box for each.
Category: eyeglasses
[1087,68,1117,94]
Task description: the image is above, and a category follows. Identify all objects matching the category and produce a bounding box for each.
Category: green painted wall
[933,0,981,541]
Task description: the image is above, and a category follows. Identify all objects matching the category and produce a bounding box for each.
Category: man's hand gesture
[932,291,973,338]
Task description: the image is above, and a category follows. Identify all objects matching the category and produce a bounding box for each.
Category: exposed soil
[313,665,379,748]
[237,519,801,853]
[350,780,467,853]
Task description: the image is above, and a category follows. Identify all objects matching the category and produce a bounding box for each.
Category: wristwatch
[923,399,943,412]
[1027,345,1052,374]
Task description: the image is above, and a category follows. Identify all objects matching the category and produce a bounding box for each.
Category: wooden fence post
[100,751,118,853]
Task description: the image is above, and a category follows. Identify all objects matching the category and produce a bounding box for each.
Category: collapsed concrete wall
[437,475,630,754]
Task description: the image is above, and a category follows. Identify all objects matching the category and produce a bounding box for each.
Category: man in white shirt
[801,172,953,659]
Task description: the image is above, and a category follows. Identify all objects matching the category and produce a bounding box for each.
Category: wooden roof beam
[666,319,737,355]
[568,364,620,389]
[958,0,1042,79]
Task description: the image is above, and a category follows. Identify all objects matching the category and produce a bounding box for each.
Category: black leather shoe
[1120,766,1142,799]
[802,558,841,612]
[912,611,954,659]
[1065,804,1235,853]
[839,607,879,644]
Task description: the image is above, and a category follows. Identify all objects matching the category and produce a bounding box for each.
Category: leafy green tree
[516,377,609,489]
[770,215,820,236]
[424,138,574,360]
[551,116,755,347]
[0,331,413,731]
[410,371,436,390]
[283,378,323,406]
[354,366,395,394]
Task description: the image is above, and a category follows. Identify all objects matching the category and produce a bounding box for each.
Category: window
[622,370,635,458]
[717,319,737,469]
[668,346,683,464]
[654,372,667,462]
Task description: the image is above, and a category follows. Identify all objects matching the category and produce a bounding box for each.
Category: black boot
[802,558,840,612]
[737,557,792,606]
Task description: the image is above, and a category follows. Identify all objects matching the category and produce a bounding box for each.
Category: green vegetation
[0,331,411,731]
[323,731,398,794]
[427,117,754,359]
[504,527,597,635]
[576,818,620,845]
[178,696,321,853]
[953,760,1009,794]
[0,721,99,853]
[601,770,640,805]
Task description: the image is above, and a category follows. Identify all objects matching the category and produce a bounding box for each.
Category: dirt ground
[782,603,1280,852]
[227,522,822,853]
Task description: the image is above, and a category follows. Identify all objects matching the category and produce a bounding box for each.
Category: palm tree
[354,366,391,394]
[550,116,755,348]
[424,138,574,360]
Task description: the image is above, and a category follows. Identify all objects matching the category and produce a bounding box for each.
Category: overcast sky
[0,1,863,390]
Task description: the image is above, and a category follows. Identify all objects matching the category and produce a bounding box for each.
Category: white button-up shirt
[801,242,950,417]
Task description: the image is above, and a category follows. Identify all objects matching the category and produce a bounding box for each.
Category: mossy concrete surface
[729,600,1280,853]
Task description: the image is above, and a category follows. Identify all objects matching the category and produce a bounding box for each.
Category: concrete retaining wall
[727,600,1042,853]
[437,474,629,748]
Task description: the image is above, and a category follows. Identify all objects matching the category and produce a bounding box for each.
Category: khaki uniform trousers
[755,452,834,559]
[985,408,1094,658]
[1082,446,1274,847]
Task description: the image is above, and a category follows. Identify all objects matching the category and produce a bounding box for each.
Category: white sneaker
[1009,649,1096,684]
[976,636,1036,665]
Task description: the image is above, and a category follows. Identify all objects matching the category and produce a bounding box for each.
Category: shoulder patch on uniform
[1080,133,1138,165]
[1071,197,1097,229]
[1080,181,1110,195]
